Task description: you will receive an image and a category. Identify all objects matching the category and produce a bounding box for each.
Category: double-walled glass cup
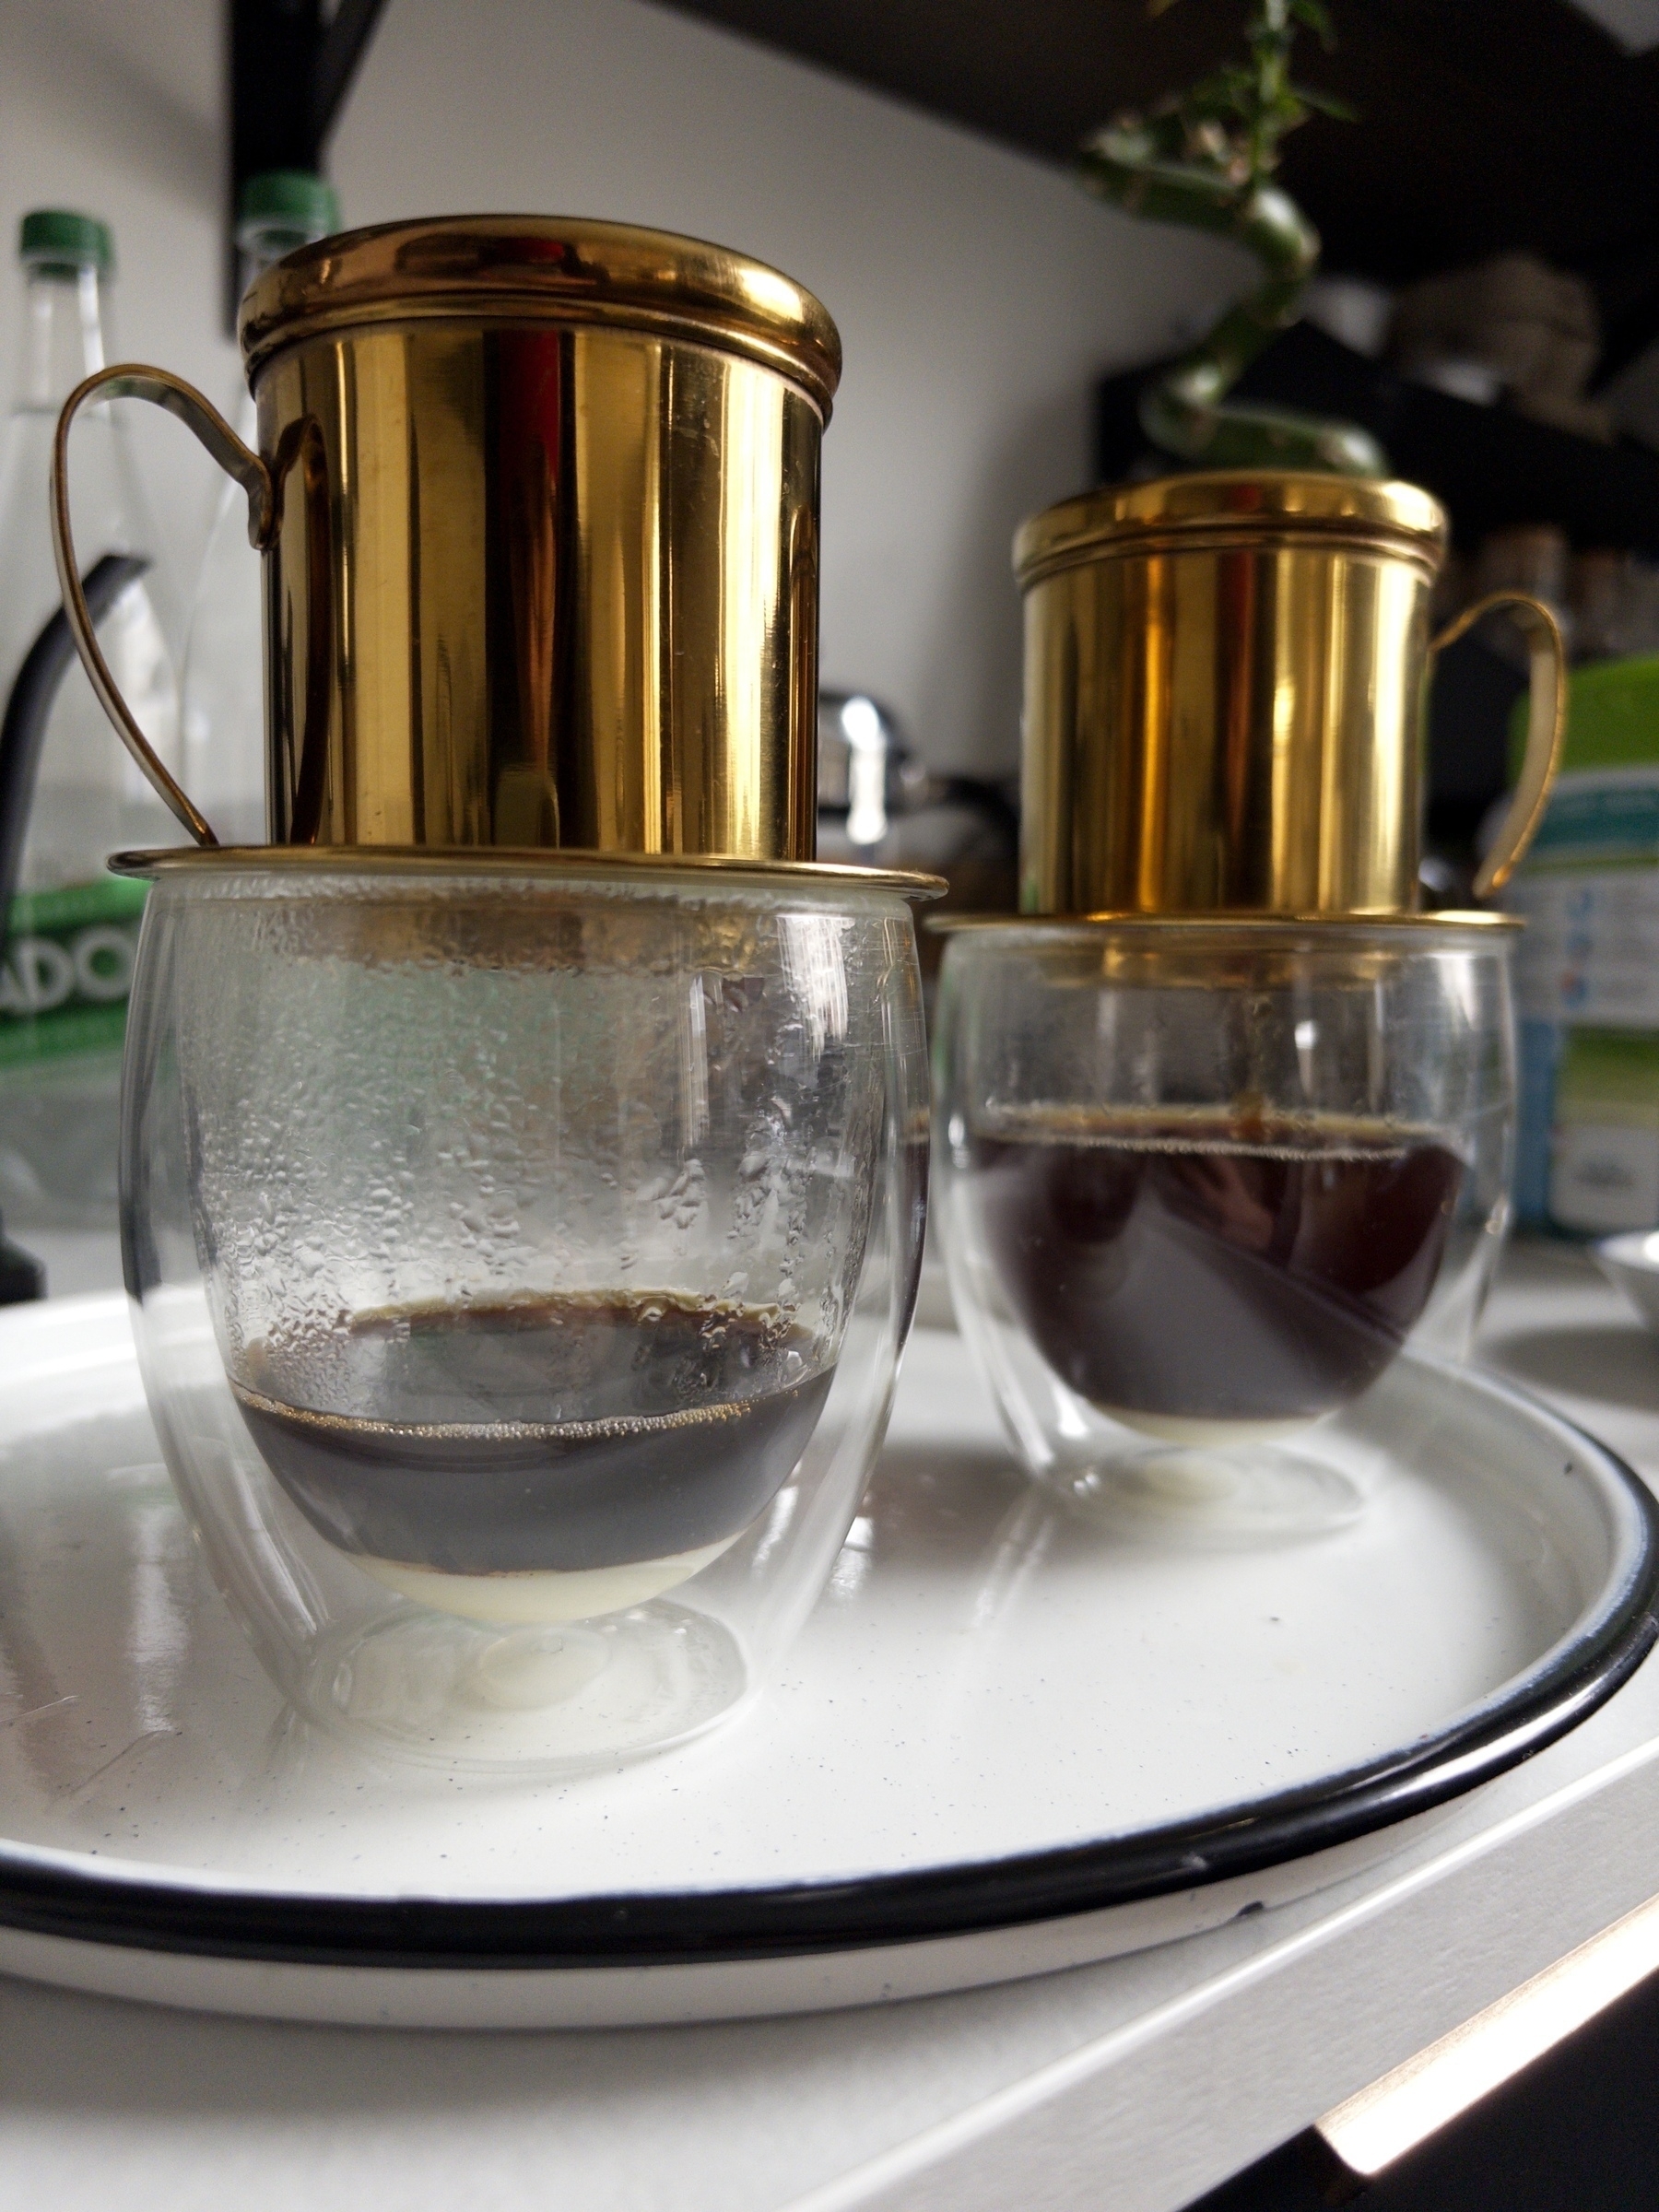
[934,916,1516,1535]
[121,851,931,1771]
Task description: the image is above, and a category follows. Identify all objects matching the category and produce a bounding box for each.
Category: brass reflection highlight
[53,218,837,864]
[1015,472,1563,917]
[255,319,823,857]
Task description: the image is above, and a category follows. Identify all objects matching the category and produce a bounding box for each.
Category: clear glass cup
[934,916,1516,1535]
[121,852,931,1771]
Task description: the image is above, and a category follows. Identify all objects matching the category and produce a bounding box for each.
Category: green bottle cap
[236,171,340,256]
[18,210,113,275]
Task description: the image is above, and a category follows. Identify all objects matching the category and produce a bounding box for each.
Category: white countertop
[5,1238,1659,2212]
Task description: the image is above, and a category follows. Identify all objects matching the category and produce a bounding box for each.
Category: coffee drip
[966,1107,1464,1430]
[232,1289,832,1597]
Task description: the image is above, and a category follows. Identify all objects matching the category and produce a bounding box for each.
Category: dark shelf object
[0,554,153,1310]
[226,0,389,330]
[1096,324,1659,556]
[0,1222,44,1306]
[0,556,150,924]
[660,0,1659,383]
[1095,322,1659,871]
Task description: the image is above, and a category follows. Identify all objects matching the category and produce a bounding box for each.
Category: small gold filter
[1013,470,1564,917]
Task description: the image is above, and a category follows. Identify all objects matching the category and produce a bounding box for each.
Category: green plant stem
[1079,124,1384,473]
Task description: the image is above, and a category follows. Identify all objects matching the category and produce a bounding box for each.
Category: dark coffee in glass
[967,1107,1464,1428]
[233,1289,832,1577]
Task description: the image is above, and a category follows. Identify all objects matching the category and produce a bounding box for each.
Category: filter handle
[51,364,277,849]
[1430,591,1567,901]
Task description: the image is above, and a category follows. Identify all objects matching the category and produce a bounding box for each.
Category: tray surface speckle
[0,1295,1652,2021]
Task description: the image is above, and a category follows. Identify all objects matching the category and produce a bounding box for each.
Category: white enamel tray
[0,1293,1653,2030]
[1597,1230,1659,1334]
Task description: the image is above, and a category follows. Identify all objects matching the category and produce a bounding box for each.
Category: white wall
[0,0,1245,773]
[0,0,239,610]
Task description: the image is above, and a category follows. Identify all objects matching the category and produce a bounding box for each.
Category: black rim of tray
[0,1377,1655,1974]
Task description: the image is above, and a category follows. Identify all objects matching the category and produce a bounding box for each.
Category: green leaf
[1293,82,1358,120]
[1288,0,1336,47]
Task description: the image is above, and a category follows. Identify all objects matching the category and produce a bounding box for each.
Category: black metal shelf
[661,0,1659,385]
[226,0,389,328]
[223,0,1659,555]
[1098,324,1659,554]
[226,2,1659,380]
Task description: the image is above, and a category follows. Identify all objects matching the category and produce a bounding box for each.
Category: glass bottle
[0,209,182,1230]
[180,171,339,843]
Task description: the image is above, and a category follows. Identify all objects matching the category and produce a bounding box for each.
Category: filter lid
[1014,470,1447,588]
[239,215,841,416]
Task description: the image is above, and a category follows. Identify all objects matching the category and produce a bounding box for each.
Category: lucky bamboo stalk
[1076,0,1385,475]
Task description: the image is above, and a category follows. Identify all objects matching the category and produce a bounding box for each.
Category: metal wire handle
[1430,590,1567,901]
[50,364,277,849]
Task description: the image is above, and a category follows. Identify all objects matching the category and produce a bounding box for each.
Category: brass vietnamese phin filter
[926,474,1567,1541]
[50,216,845,865]
[1013,471,1566,920]
[42,220,944,1767]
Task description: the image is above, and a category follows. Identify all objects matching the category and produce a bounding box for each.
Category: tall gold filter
[52,218,840,861]
[1015,472,1564,917]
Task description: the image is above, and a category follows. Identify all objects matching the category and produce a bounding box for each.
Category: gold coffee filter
[1014,471,1563,917]
[54,217,841,863]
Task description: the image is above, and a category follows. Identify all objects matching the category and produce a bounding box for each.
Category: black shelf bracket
[227,0,389,334]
